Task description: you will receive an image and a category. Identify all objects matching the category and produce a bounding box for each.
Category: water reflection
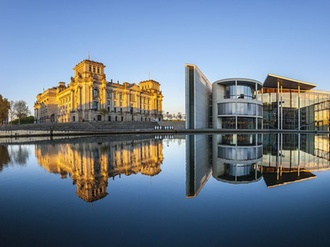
[263,133,329,187]
[2,133,329,203]
[186,133,330,197]
[11,145,30,165]
[0,145,30,171]
[213,133,263,184]
[0,145,10,171]
[35,136,164,202]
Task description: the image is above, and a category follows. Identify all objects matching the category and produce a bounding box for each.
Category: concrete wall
[212,82,225,128]
[185,64,212,129]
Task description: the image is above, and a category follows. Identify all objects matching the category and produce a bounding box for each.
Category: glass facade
[186,64,330,131]
[225,84,256,99]
[218,102,262,116]
[262,88,330,131]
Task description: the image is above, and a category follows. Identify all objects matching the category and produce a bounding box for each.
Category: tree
[13,100,30,124]
[0,94,10,125]
[9,100,14,124]
[177,112,183,121]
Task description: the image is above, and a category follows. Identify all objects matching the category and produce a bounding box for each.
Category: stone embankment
[0,121,186,138]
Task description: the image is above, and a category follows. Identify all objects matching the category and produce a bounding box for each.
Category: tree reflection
[0,145,11,172]
[10,145,29,165]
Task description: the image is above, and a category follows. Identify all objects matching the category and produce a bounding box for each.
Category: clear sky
[1,0,329,115]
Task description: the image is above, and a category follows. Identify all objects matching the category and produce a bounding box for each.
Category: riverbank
[1,120,326,140]
[0,121,186,138]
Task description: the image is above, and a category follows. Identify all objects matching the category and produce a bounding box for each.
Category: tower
[71,60,107,121]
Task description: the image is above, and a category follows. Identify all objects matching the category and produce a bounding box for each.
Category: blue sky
[0,0,329,115]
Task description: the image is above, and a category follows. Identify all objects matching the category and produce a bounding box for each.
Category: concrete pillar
[277,80,280,130]
[280,85,283,130]
[298,85,301,130]
[298,133,301,176]
[235,80,238,129]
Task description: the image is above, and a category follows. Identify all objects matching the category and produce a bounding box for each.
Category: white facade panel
[185,64,212,129]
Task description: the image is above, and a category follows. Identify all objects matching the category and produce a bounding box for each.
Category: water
[0,134,330,247]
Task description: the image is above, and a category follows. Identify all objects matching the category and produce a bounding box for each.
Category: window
[222,117,236,129]
[93,101,98,110]
[224,84,255,99]
[93,88,98,98]
[237,117,256,129]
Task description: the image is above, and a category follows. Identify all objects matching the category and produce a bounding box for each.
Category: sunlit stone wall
[34,59,163,123]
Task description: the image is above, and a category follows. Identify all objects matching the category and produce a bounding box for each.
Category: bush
[10,116,34,125]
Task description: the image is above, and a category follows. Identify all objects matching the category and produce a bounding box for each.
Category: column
[235,80,238,129]
[298,133,301,176]
[255,82,258,130]
[280,85,283,130]
[277,80,280,130]
[298,85,301,130]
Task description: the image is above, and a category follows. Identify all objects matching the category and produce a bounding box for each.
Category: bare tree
[13,100,30,124]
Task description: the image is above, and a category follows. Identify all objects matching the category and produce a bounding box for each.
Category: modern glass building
[185,65,330,131]
[262,74,330,131]
[212,78,263,129]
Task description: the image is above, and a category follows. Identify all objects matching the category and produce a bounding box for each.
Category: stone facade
[34,59,163,123]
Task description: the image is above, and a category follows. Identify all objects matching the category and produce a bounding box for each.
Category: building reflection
[212,134,263,184]
[186,135,212,198]
[186,133,330,197]
[262,133,330,187]
[35,136,163,202]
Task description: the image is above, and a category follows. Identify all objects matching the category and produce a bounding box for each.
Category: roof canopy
[263,74,316,90]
